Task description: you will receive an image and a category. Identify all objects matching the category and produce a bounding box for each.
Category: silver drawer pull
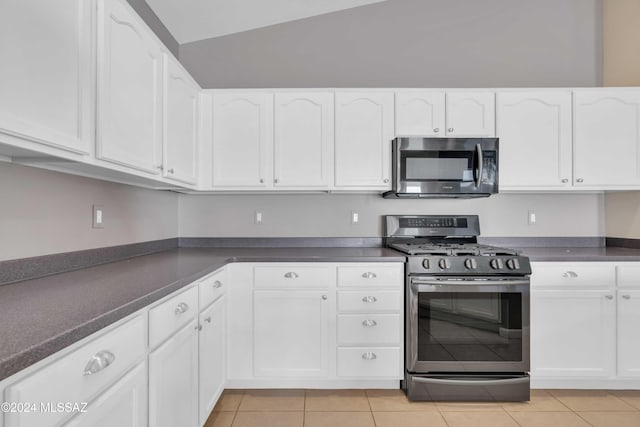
[284,272,299,279]
[362,319,377,327]
[205,316,212,323]
[362,352,377,361]
[175,302,189,315]
[362,296,378,303]
[83,350,116,376]
[362,272,377,279]
[562,271,578,278]
[212,280,223,289]
[605,295,614,300]
[622,295,631,300]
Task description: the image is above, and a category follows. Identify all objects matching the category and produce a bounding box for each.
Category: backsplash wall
[179,193,604,238]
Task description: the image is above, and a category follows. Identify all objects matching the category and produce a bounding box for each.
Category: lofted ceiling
[145,0,388,44]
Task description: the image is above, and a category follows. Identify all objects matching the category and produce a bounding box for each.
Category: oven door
[407,276,529,373]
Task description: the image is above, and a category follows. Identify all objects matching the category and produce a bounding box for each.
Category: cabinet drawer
[337,314,401,345]
[617,264,640,288]
[5,316,145,427]
[531,263,616,288]
[337,290,402,313]
[254,265,331,288]
[337,347,401,378]
[199,268,227,309]
[337,264,403,287]
[149,286,198,348]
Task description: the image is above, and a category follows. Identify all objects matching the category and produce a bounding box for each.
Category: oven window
[402,153,473,181]
[417,292,522,362]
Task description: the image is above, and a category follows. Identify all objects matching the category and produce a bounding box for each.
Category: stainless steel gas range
[385,215,532,401]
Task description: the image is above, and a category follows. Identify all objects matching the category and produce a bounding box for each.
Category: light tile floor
[204,389,640,427]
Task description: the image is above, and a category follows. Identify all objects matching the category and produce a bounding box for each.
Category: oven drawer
[337,290,402,313]
[531,263,615,288]
[199,268,226,309]
[337,347,401,378]
[254,265,331,288]
[337,264,403,287]
[149,286,198,348]
[337,314,401,345]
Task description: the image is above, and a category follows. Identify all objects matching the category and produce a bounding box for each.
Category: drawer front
[617,264,640,288]
[199,268,227,309]
[4,316,145,427]
[337,347,401,378]
[338,290,402,313]
[254,265,331,288]
[531,263,616,288]
[337,314,401,345]
[337,264,403,287]
[149,286,198,348]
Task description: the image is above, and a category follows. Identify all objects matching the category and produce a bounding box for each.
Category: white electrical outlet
[528,210,536,225]
[93,205,104,229]
[351,211,359,224]
[255,211,263,224]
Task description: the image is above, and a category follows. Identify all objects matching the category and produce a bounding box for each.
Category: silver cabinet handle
[259,178,264,183]
[205,316,212,323]
[362,296,377,303]
[383,179,389,183]
[362,352,377,360]
[433,128,439,133]
[156,165,163,171]
[605,295,614,300]
[322,295,328,300]
[362,272,377,279]
[284,272,299,279]
[562,271,578,278]
[561,179,568,183]
[167,168,174,174]
[576,178,584,183]
[622,295,631,300]
[196,324,202,331]
[83,350,116,376]
[274,178,279,183]
[447,128,454,133]
[362,319,377,327]
[212,280,222,289]
[175,302,189,315]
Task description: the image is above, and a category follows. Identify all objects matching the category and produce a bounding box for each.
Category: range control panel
[408,255,532,276]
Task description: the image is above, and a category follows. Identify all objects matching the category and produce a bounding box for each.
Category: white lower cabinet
[63,362,148,427]
[617,289,640,377]
[149,319,199,427]
[198,296,226,426]
[253,290,330,377]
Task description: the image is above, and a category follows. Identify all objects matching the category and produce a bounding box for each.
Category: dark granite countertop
[518,246,640,262]
[0,247,405,382]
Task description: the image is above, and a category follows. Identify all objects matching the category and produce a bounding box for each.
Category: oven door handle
[411,376,529,387]
[411,278,529,288]
[474,143,483,188]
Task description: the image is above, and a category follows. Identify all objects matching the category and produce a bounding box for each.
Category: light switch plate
[93,205,104,229]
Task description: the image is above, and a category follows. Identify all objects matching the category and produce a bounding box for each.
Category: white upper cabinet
[395,92,445,136]
[96,0,163,174]
[212,92,273,189]
[274,92,333,188]
[163,54,198,185]
[497,91,572,189]
[574,89,640,187]
[0,0,93,154]
[334,92,394,189]
[445,92,496,137]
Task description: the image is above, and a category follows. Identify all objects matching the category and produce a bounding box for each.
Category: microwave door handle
[474,143,483,188]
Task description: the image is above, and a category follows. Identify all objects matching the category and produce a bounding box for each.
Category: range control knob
[506,258,521,270]
[422,259,431,269]
[438,258,451,269]
[464,258,478,270]
[489,258,504,270]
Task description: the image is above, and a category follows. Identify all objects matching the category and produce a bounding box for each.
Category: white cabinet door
[445,92,495,137]
[497,91,572,189]
[274,92,333,188]
[334,92,394,189]
[253,290,330,377]
[0,0,92,154]
[199,297,226,426]
[531,289,616,378]
[395,92,445,136]
[63,363,147,427]
[212,92,273,188]
[617,290,640,377]
[97,0,163,174]
[163,54,198,185]
[149,320,199,427]
[573,90,640,187]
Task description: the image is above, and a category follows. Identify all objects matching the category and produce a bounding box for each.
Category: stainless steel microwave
[383,137,499,198]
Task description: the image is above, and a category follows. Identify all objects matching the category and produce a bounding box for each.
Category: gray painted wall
[0,163,179,261]
[126,0,179,57]
[179,0,602,88]
[179,193,604,238]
